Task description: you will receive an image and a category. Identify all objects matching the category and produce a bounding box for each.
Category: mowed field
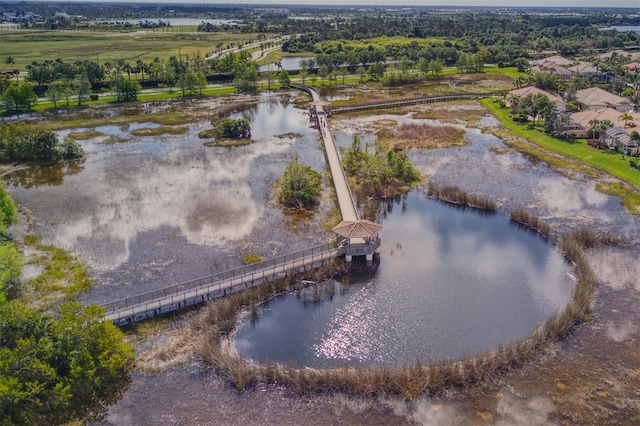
[0,28,263,69]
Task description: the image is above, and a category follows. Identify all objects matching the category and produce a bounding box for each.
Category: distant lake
[90,18,238,26]
[599,26,640,33]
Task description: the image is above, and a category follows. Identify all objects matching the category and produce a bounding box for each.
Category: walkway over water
[292,83,382,261]
[103,85,378,324]
[291,84,359,222]
[329,93,491,115]
[103,243,338,325]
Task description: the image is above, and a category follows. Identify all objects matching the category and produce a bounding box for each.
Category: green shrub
[276,155,322,208]
[211,117,251,139]
[243,253,262,265]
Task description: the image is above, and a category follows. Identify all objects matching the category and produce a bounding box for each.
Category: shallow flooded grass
[426,183,497,212]
[130,126,189,137]
[509,209,551,237]
[18,235,92,310]
[45,111,195,130]
[68,130,104,140]
[377,122,466,150]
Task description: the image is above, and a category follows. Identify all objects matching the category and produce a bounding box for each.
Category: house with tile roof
[568,107,640,152]
[575,87,634,112]
[530,64,573,82]
[568,62,613,83]
[506,86,566,111]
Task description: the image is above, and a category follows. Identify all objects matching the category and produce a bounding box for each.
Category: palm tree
[5,56,17,81]
[619,112,634,129]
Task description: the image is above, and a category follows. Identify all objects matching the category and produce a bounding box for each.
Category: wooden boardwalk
[103,243,338,325]
[292,84,360,222]
[102,86,480,325]
[330,93,492,114]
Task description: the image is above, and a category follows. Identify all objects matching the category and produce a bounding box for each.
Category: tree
[196,71,207,95]
[60,79,74,107]
[429,59,444,76]
[111,76,141,102]
[3,82,36,114]
[45,83,62,108]
[417,57,429,76]
[277,155,322,208]
[0,182,17,241]
[619,112,634,129]
[356,66,366,83]
[519,93,554,125]
[211,117,251,139]
[544,109,570,137]
[26,62,54,88]
[278,69,290,87]
[80,60,105,86]
[338,67,348,85]
[588,119,613,148]
[367,63,386,80]
[298,67,308,85]
[317,65,329,85]
[5,56,17,82]
[0,301,134,425]
[75,72,91,106]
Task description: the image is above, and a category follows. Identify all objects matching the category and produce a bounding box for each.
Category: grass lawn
[0,29,262,70]
[483,99,640,188]
[482,98,640,213]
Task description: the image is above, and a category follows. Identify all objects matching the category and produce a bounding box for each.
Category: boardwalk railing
[330,93,495,114]
[103,241,338,324]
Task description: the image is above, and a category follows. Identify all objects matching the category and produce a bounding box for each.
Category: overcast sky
[35,1,640,8]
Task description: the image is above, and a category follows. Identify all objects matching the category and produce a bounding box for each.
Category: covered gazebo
[332,219,382,262]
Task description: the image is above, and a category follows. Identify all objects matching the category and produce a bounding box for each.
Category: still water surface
[235,192,574,368]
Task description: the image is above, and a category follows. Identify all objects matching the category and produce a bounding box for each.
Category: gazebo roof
[332,220,382,238]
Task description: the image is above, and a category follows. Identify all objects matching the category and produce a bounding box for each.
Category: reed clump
[213,101,255,118]
[509,208,550,237]
[427,183,497,212]
[198,228,603,399]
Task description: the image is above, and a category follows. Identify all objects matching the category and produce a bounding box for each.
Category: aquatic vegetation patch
[131,126,189,137]
[68,130,104,140]
[509,209,551,238]
[427,183,497,212]
[19,235,92,310]
[377,122,467,150]
[203,139,254,148]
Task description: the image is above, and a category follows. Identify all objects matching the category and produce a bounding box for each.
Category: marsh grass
[204,139,254,148]
[101,135,129,144]
[131,126,189,137]
[198,226,610,399]
[596,181,640,216]
[19,235,91,309]
[45,111,194,131]
[509,209,551,237]
[68,130,104,140]
[427,183,497,212]
[377,123,466,150]
[213,101,256,118]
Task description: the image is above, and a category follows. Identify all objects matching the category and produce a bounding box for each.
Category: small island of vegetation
[341,135,421,198]
[276,155,322,209]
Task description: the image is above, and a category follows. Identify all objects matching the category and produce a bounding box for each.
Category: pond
[259,57,308,72]
[3,95,330,305]
[234,191,575,368]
